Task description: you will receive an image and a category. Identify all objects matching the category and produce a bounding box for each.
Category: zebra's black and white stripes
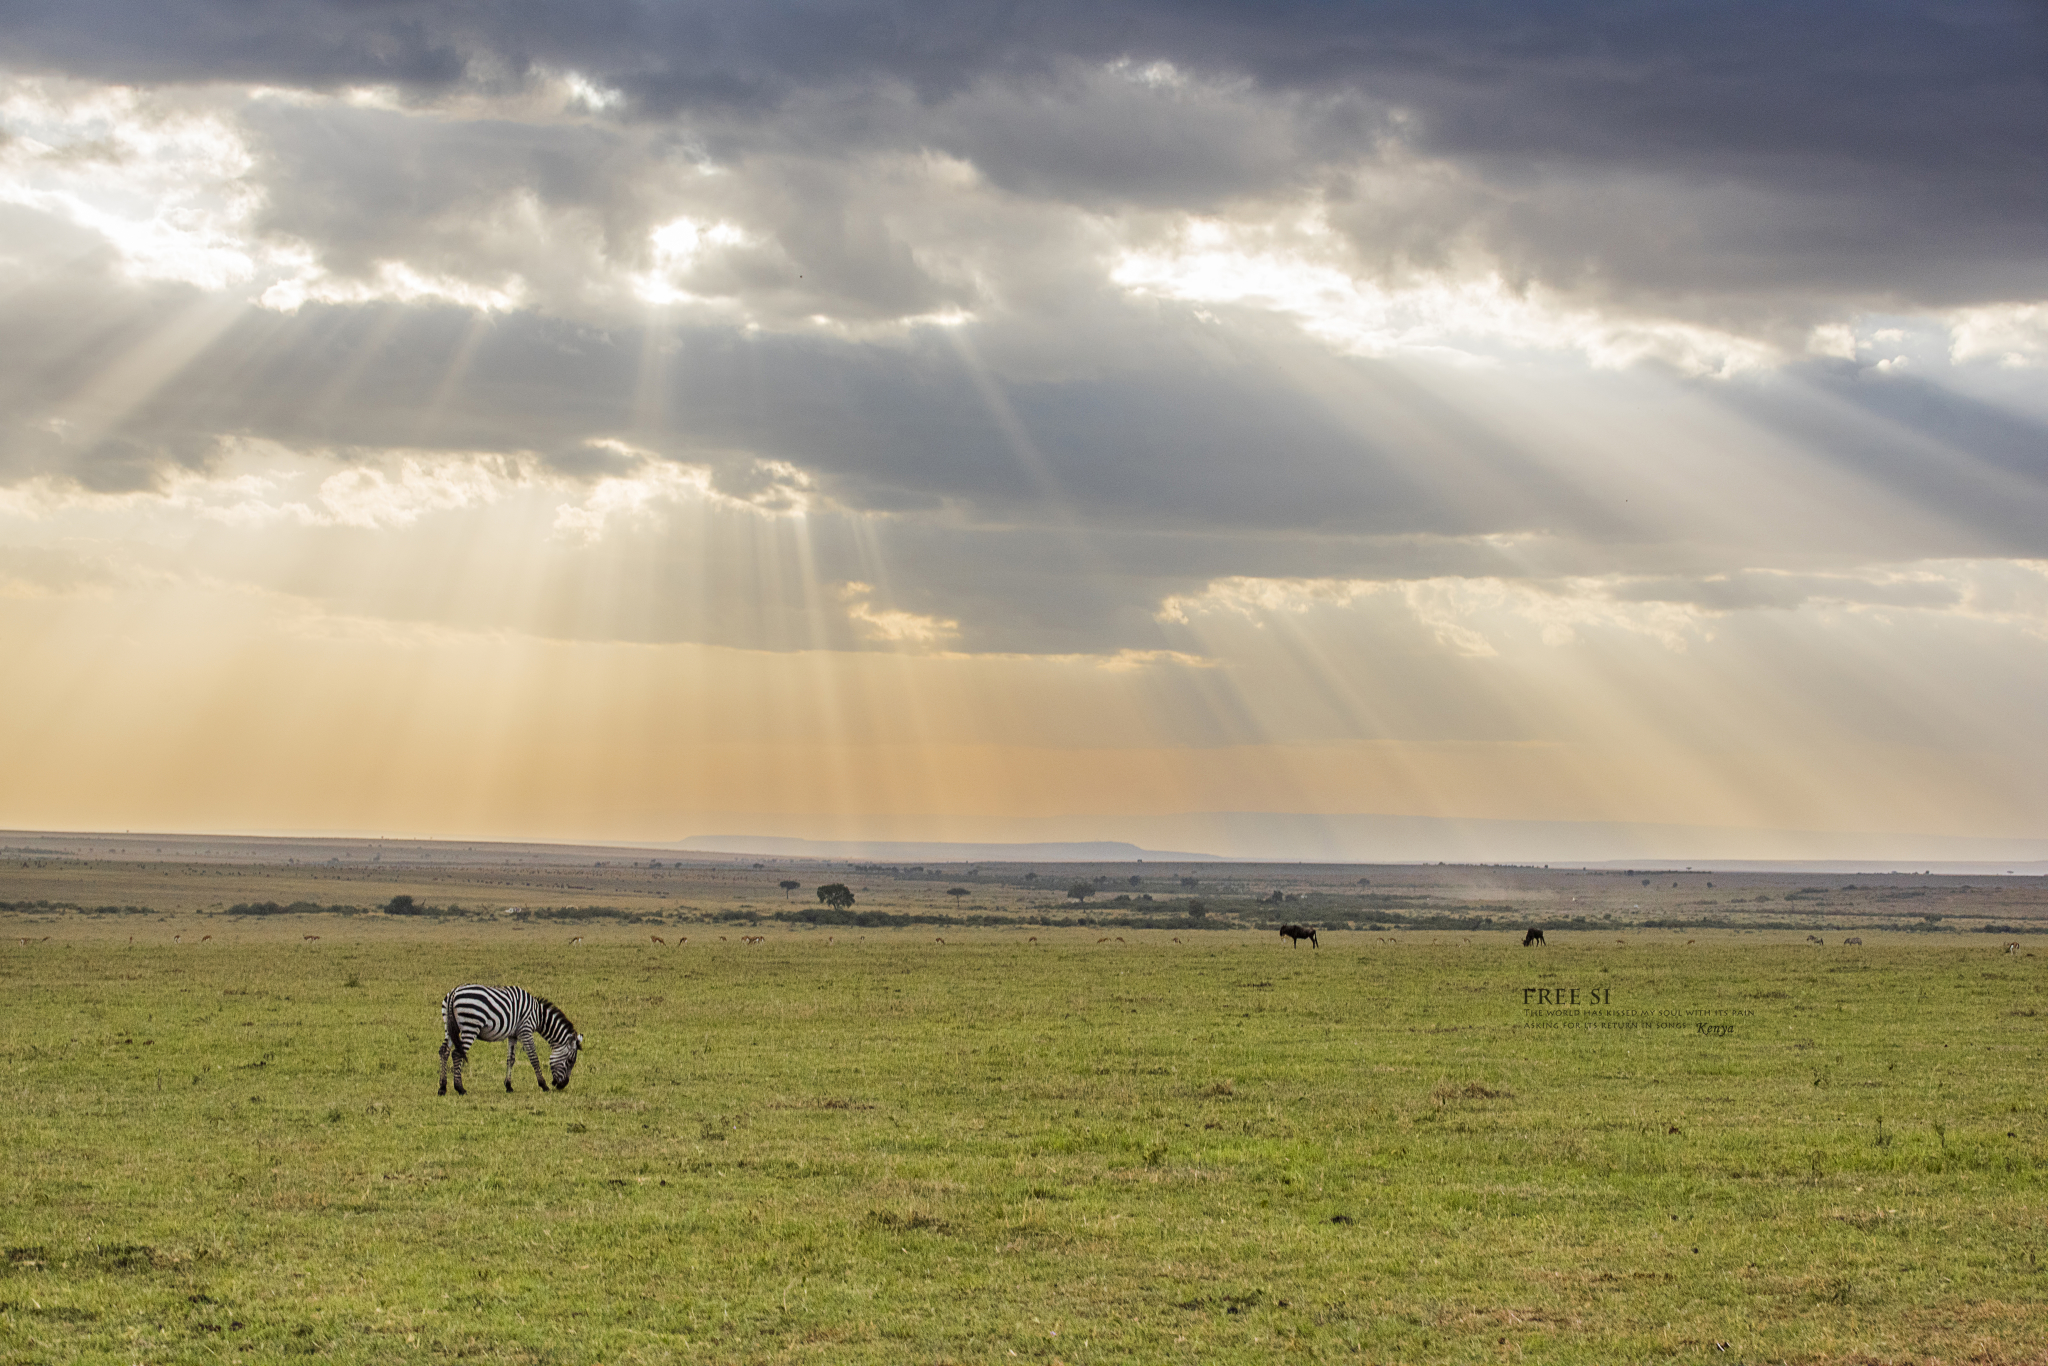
[439,984,584,1095]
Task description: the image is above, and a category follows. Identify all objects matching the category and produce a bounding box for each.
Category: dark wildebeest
[1523,928,1546,947]
[1279,924,1318,949]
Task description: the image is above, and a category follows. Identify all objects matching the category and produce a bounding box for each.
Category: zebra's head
[549,1032,584,1090]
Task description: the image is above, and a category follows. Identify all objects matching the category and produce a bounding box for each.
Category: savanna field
[4,845,2046,1364]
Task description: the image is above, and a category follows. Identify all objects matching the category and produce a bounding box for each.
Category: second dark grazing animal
[1279,924,1318,948]
[439,984,583,1095]
[1523,928,1546,946]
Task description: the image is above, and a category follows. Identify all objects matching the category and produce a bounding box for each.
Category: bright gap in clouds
[1112,213,1777,376]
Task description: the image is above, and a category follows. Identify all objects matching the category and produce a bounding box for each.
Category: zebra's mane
[534,996,578,1047]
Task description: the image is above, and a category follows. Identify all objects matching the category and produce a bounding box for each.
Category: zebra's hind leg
[439,1037,451,1095]
[452,1047,468,1096]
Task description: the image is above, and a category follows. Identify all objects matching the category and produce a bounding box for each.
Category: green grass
[4,926,2046,1363]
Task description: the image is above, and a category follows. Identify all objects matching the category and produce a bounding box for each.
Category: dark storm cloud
[13,1,2042,153]
[9,1,2042,300]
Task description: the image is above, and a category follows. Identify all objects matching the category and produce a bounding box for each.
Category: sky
[3,1,2047,861]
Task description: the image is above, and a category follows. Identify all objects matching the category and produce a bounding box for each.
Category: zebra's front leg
[519,1029,550,1091]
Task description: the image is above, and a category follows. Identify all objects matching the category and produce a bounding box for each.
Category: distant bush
[228,901,361,917]
[778,907,943,928]
[511,906,664,924]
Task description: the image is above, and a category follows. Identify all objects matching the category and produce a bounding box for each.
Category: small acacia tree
[946,887,969,903]
[779,879,800,901]
[816,883,855,911]
[1067,881,1094,902]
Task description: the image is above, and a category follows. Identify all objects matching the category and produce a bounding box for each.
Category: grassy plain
[4,845,2047,1364]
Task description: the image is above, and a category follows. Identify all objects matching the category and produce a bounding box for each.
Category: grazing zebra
[439,985,584,1096]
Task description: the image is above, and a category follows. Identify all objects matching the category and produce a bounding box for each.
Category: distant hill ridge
[666,836,1224,863]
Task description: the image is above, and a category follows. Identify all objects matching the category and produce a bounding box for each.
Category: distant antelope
[1172,937,1182,944]
[2006,941,2021,955]
[934,937,945,944]
[174,934,181,943]
[1844,937,1863,945]
[201,935,211,942]
[1097,937,1110,943]
[303,934,320,942]
[1686,939,1696,946]
[1806,935,1825,945]
[650,935,665,945]
[568,936,582,945]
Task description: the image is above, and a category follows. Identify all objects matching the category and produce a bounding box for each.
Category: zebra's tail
[442,992,461,1054]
